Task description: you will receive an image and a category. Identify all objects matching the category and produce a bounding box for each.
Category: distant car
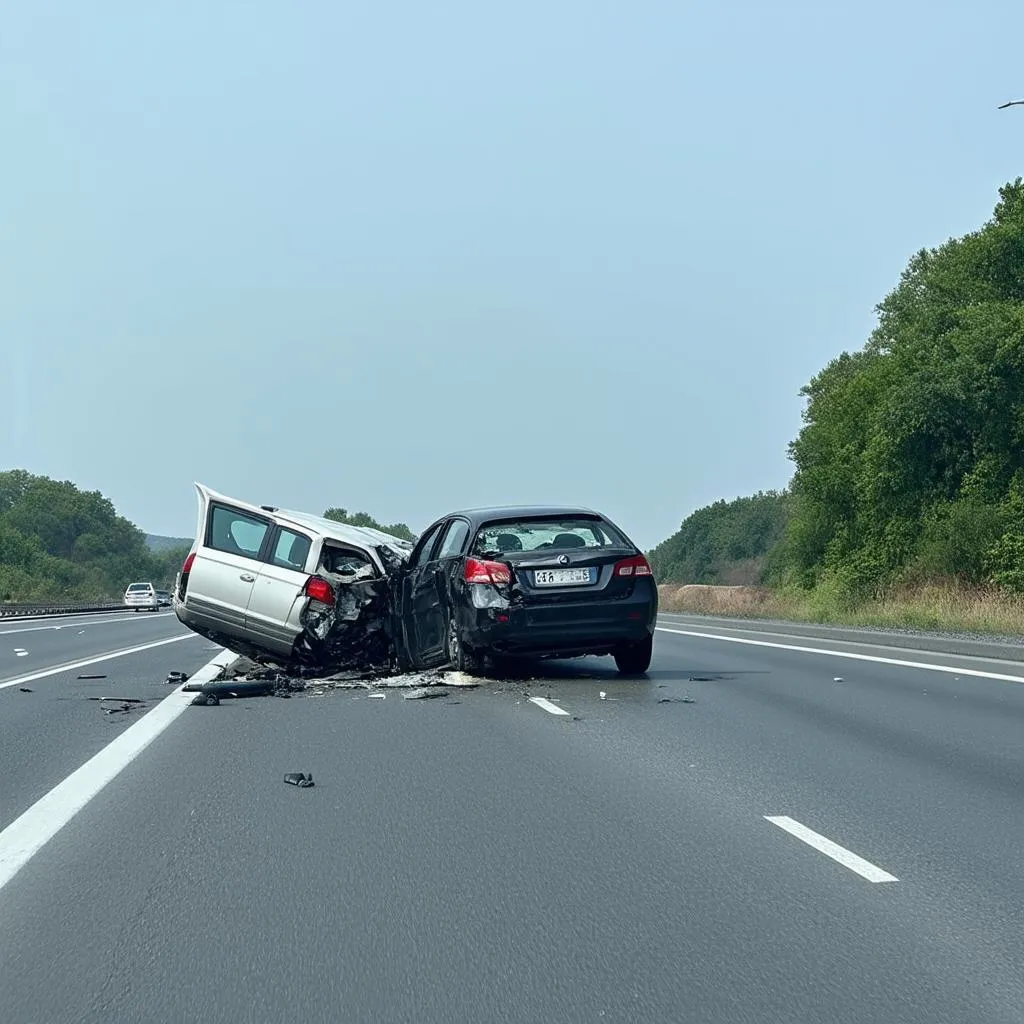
[124,582,160,612]
[397,506,657,675]
[156,590,172,607]
[173,484,414,668]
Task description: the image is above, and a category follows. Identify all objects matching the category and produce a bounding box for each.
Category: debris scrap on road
[283,772,315,788]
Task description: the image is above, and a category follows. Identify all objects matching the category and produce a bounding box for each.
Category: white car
[173,483,414,669]
[124,582,160,612]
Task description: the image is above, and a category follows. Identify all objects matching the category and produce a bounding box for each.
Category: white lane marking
[0,613,174,637]
[658,616,1024,669]
[0,634,199,691]
[764,816,899,883]
[529,696,570,716]
[0,648,234,892]
[656,627,1024,685]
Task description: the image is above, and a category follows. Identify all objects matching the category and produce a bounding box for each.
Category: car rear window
[472,518,628,556]
[207,505,270,559]
[127,583,152,592]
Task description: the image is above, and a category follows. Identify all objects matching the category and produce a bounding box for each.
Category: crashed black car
[395,506,658,675]
[173,487,657,676]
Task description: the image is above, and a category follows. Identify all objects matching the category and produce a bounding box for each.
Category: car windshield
[473,518,628,556]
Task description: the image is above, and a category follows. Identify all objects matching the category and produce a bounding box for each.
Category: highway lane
[2,621,1024,1021]
[0,613,211,832]
[0,610,189,685]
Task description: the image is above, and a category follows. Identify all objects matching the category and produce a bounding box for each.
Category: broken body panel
[173,483,413,673]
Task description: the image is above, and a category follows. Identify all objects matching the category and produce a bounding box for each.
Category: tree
[649,491,791,584]
[777,178,1024,591]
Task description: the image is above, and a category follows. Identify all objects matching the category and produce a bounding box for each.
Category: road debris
[659,697,696,704]
[403,687,451,700]
[88,696,148,715]
[166,670,190,685]
[14,648,28,657]
[834,677,844,682]
[283,772,315,788]
[78,674,107,680]
[18,687,32,693]
[688,675,714,682]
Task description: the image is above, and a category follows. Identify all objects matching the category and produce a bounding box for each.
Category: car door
[399,521,446,667]
[410,517,471,667]
[244,526,315,656]
[183,500,274,637]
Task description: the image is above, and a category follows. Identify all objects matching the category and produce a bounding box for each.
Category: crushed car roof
[275,508,415,555]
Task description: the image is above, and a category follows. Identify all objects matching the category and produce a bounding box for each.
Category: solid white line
[656,627,1024,685]
[0,647,235,892]
[0,612,174,637]
[529,696,570,716]
[657,616,1024,668]
[0,634,200,690]
[765,816,899,883]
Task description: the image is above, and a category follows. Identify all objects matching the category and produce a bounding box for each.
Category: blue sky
[2,0,1022,548]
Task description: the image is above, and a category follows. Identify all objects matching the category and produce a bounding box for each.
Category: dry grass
[658,582,1024,637]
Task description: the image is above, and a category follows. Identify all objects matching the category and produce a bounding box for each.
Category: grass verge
[658,582,1024,637]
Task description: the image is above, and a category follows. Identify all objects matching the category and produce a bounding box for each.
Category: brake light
[177,552,197,600]
[464,558,512,585]
[305,576,335,605]
[614,554,653,577]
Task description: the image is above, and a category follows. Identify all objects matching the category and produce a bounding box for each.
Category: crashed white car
[173,484,414,671]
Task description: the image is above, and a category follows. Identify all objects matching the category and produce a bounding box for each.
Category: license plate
[533,568,593,587]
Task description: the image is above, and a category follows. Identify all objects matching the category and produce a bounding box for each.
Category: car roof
[438,505,603,527]
[275,508,414,552]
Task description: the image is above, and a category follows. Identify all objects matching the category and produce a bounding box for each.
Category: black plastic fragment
[88,696,145,704]
[283,772,315,788]
[659,697,696,704]
[191,692,220,706]
[688,675,715,682]
[166,671,190,684]
[78,674,107,680]
[19,687,33,693]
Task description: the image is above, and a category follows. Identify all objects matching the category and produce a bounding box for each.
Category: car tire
[614,633,653,675]
[447,617,485,676]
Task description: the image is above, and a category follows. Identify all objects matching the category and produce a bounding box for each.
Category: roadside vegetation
[0,470,189,602]
[0,471,415,603]
[653,179,1024,636]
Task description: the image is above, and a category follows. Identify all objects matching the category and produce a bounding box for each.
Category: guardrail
[0,601,132,619]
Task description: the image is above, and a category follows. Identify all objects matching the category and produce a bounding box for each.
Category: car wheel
[614,633,653,675]
[447,617,485,675]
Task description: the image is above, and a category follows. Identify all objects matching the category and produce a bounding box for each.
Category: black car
[395,506,658,675]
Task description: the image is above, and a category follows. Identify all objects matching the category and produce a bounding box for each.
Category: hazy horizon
[4,1,1022,549]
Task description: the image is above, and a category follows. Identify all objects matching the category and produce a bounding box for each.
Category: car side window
[410,522,444,568]
[436,519,470,560]
[207,505,270,560]
[270,528,312,571]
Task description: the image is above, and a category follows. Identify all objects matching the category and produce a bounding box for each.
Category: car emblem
[558,554,570,565]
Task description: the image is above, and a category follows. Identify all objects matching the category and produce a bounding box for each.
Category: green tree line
[654,179,1024,600]
[0,470,188,602]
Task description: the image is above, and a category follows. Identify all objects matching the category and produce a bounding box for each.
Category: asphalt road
[2,614,1024,1023]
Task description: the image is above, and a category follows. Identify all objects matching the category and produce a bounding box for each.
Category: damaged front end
[291,543,406,674]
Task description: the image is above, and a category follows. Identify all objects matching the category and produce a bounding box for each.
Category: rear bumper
[459,582,657,658]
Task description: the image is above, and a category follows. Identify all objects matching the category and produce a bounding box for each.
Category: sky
[2,0,1023,549]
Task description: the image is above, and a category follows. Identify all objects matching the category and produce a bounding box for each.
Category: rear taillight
[614,554,653,577]
[464,558,512,585]
[305,576,335,605]
[177,552,196,600]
